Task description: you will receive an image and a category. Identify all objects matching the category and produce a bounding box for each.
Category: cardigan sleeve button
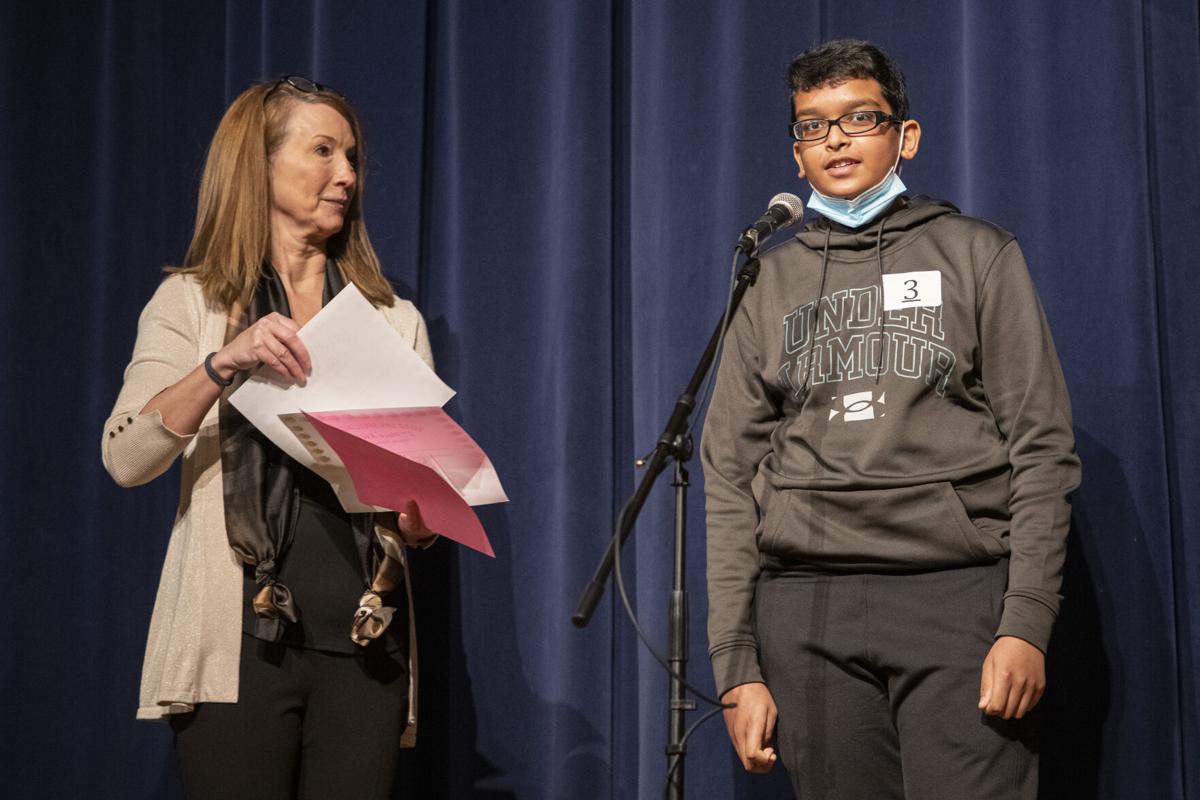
[126,417,133,424]
[109,431,115,438]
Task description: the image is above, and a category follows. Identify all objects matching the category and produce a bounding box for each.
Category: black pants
[756,560,1039,800]
[171,634,409,800]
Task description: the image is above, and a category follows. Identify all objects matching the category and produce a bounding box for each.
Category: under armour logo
[828,390,886,422]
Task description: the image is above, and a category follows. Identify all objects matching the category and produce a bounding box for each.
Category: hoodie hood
[795,195,959,258]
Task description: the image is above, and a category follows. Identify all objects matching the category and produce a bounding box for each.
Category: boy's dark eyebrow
[793,98,887,118]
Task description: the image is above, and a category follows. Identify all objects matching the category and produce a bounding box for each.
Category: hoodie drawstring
[800,224,833,403]
[873,217,887,383]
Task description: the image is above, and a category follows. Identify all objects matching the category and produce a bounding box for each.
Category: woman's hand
[140,312,311,435]
[211,312,312,386]
[397,499,438,548]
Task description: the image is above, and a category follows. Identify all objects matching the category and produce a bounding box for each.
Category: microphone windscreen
[768,192,805,224]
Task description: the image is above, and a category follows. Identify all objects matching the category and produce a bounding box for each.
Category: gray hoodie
[701,197,1081,696]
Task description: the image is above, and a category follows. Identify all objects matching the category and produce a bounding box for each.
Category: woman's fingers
[259,314,310,382]
[398,499,430,535]
[398,499,437,545]
[262,341,306,384]
[220,313,312,384]
[266,314,312,375]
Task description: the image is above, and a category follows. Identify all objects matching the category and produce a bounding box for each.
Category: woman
[102,76,436,799]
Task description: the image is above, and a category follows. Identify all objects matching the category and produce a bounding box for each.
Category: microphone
[735,193,804,253]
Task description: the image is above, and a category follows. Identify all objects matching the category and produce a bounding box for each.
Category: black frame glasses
[267,74,344,99]
[788,110,902,142]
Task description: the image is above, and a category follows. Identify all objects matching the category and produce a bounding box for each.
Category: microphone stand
[572,251,763,800]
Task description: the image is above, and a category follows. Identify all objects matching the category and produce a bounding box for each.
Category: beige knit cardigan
[102,274,432,746]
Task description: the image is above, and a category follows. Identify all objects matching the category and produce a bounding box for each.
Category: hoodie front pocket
[758,482,1004,569]
[757,490,793,552]
[937,482,1005,559]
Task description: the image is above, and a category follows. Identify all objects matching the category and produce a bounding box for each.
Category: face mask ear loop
[874,218,887,384]
[801,224,833,404]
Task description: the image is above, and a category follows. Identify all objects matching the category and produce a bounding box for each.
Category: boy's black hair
[786,39,910,122]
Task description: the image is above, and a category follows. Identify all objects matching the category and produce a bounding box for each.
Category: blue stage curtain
[1,1,1196,798]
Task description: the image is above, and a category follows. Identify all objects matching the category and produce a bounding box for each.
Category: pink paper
[303,410,496,557]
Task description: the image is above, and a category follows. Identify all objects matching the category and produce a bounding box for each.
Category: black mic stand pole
[572,252,763,800]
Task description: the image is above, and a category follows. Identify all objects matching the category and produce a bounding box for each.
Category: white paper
[229,284,456,511]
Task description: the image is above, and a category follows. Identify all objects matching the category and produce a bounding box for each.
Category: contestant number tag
[882,270,942,310]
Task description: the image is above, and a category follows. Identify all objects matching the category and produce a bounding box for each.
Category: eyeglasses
[267,74,343,99]
[788,110,902,142]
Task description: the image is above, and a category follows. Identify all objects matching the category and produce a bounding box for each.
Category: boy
[701,39,1079,799]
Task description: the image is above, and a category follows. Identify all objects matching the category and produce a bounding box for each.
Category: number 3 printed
[904,279,919,302]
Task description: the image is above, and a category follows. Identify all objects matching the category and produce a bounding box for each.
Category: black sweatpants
[755,560,1038,800]
[171,634,409,800]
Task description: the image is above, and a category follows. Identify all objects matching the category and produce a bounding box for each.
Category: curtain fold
[418,0,620,796]
[1143,1,1200,794]
[1,1,1197,797]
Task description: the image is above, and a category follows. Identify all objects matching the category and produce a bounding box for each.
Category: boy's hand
[721,682,778,772]
[978,636,1045,719]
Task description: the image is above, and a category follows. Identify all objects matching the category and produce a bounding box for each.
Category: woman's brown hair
[171,80,395,309]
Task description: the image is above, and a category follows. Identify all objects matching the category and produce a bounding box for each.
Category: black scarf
[218,262,377,642]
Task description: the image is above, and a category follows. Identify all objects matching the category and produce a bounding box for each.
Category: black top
[243,456,406,654]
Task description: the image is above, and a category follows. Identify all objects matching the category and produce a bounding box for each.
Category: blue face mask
[806,133,907,228]
[808,172,906,229]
